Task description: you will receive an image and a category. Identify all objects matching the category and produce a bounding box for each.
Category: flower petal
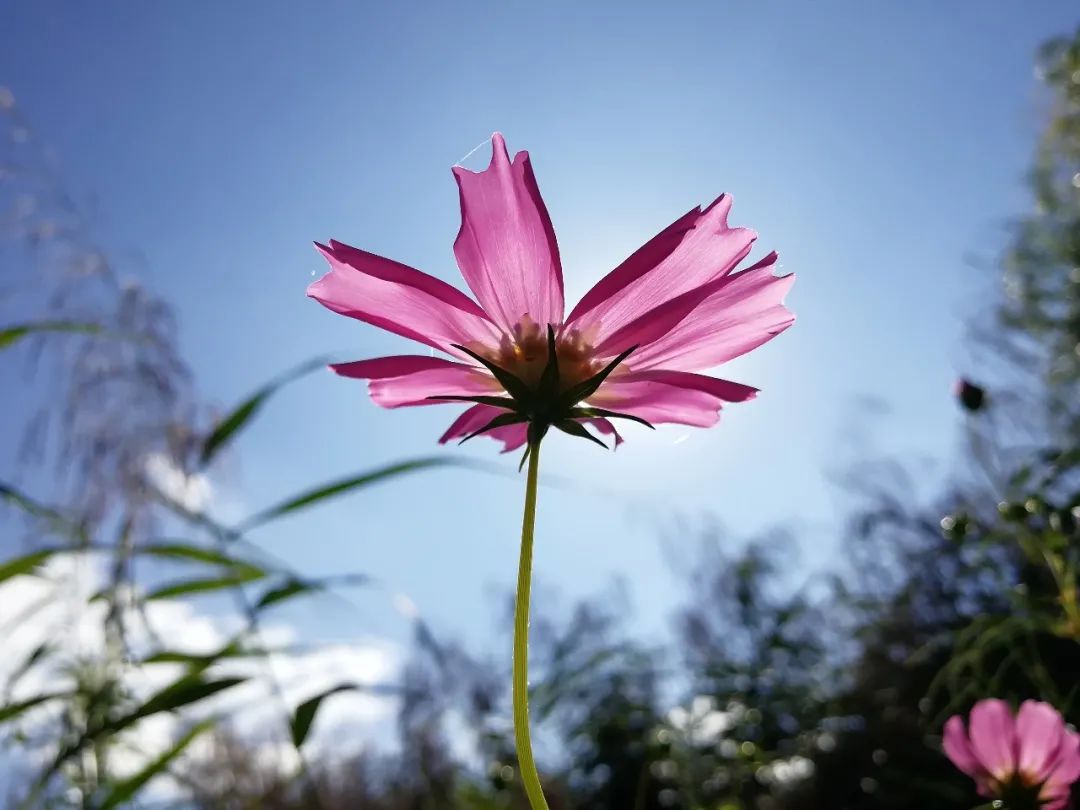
[943,715,983,779]
[308,240,498,355]
[968,699,1017,780]
[1043,730,1080,793]
[452,133,564,331]
[1039,791,1071,810]
[330,355,497,409]
[587,370,755,428]
[1015,701,1066,782]
[586,417,624,447]
[593,275,723,360]
[331,355,463,379]
[566,205,702,325]
[599,252,794,371]
[438,404,528,452]
[613,369,759,402]
[568,195,756,344]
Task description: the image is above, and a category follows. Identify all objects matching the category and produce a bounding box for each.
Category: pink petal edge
[943,715,983,779]
[612,254,795,372]
[568,195,756,346]
[309,241,498,356]
[439,404,528,452]
[587,372,752,428]
[1044,730,1080,791]
[330,356,498,409]
[452,133,564,331]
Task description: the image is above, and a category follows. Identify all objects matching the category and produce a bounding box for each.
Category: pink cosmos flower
[944,699,1080,809]
[308,134,794,454]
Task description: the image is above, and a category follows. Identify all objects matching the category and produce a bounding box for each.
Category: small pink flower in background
[309,133,794,453]
[944,698,1080,809]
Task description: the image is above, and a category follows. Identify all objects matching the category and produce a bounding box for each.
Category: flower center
[992,771,1048,810]
[488,316,601,393]
[446,317,648,452]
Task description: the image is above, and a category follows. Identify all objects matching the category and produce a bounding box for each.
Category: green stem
[514,441,550,810]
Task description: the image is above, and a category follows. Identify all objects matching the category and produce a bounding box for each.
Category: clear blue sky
[3,2,1077,652]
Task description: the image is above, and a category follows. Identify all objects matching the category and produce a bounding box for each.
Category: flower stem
[514,440,550,810]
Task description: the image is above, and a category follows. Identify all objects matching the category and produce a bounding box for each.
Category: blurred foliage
[2,22,1080,810]
[997,29,1080,439]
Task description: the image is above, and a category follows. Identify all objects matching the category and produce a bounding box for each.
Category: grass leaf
[99,720,214,809]
[145,570,265,601]
[200,355,332,467]
[0,321,107,350]
[238,457,462,531]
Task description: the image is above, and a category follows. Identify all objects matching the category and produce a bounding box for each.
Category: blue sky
[3,2,1077,654]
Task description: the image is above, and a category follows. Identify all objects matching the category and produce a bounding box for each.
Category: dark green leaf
[123,675,246,728]
[568,406,655,430]
[257,573,372,610]
[140,640,251,675]
[0,483,84,539]
[537,325,560,398]
[0,549,59,584]
[553,420,609,449]
[139,542,265,576]
[23,676,243,808]
[256,577,317,610]
[238,457,459,531]
[518,423,549,471]
[4,642,54,693]
[291,683,397,748]
[1009,465,1034,489]
[146,570,265,601]
[99,720,214,809]
[200,355,332,467]
[451,344,535,403]
[426,394,520,410]
[0,321,107,350]
[291,685,353,747]
[459,412,529,444]
[0,691,69,724]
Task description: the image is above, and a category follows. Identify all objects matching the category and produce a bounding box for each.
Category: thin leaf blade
[0,691,69,724]
[238,457,460,531]
[553,419,609,449]
[459,412,529,444]
[125,675,246,727]
[139,542,265,576]
[291,683,397,748]
[99,720,214,809]
[145,570,265,601]
[569,406,656,430]
[0,321,107,350]
[200,355,332,466]
[0,550,58,585]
